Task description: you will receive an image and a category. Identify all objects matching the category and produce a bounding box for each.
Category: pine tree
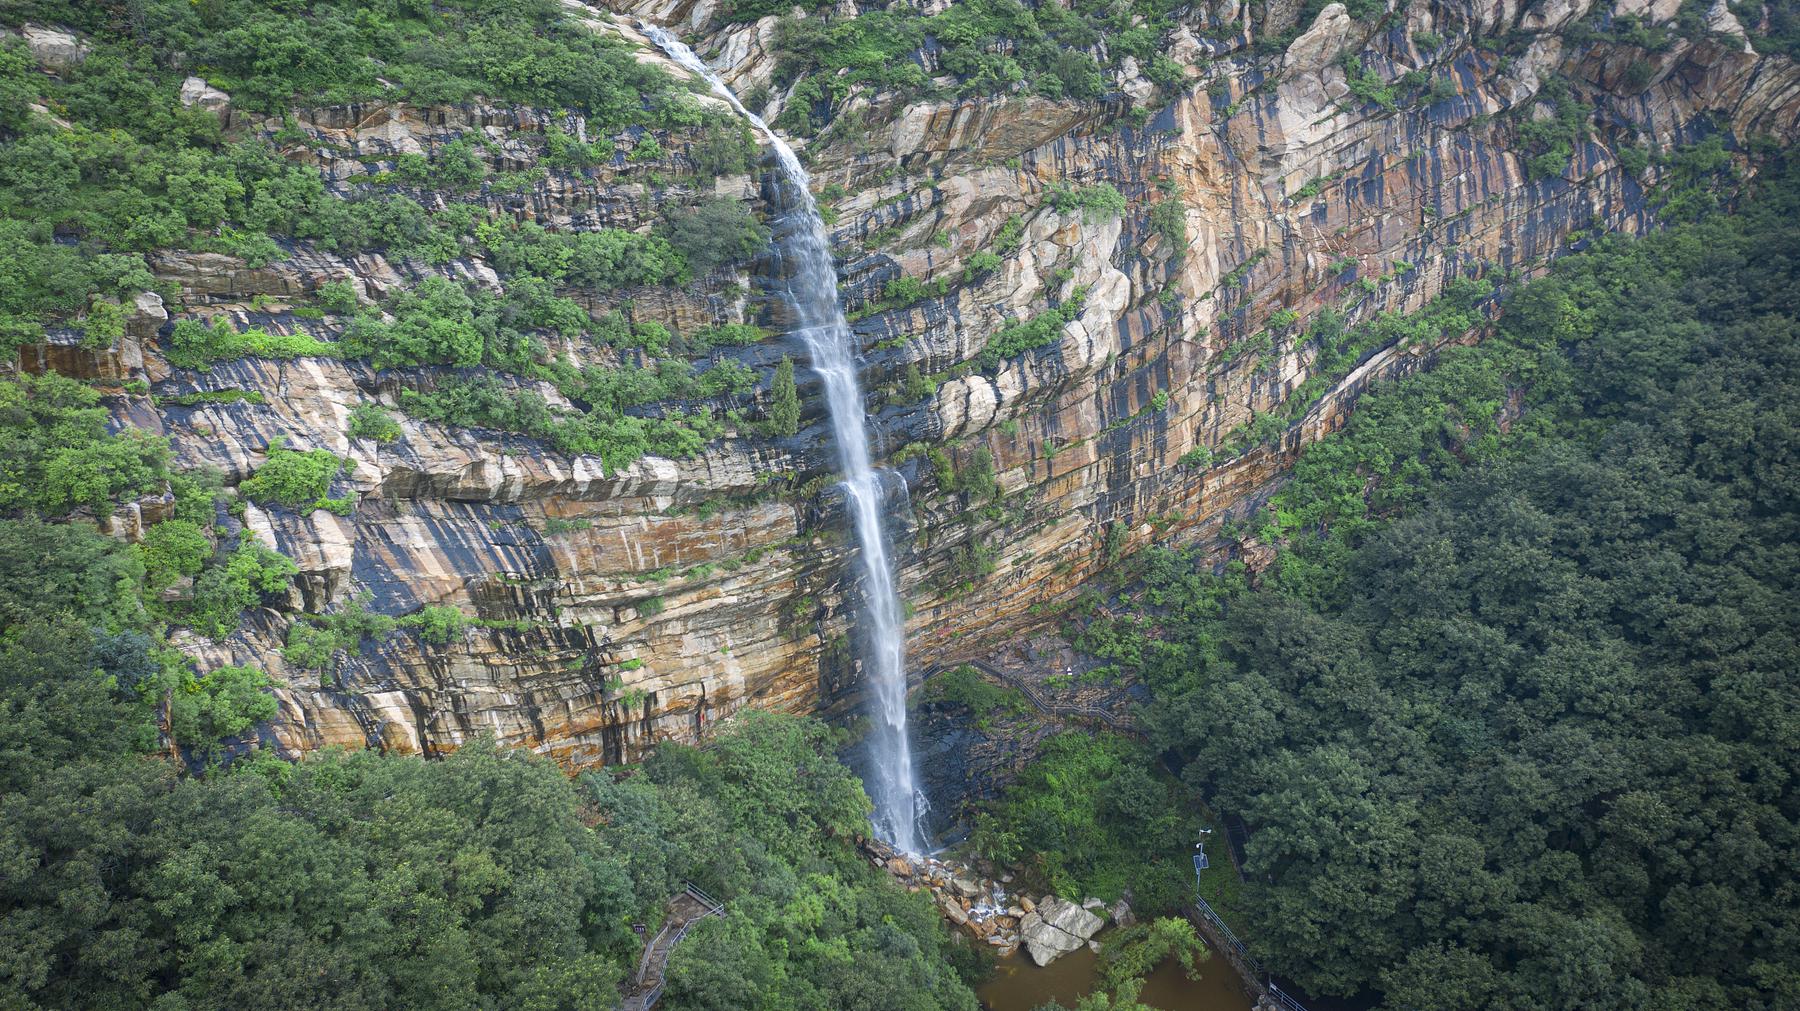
[769,356,800,436]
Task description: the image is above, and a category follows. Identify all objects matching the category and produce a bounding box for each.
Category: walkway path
[620,884,724,1011]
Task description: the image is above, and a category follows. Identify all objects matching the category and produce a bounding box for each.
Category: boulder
[179,76,233,120]
[19,25,87,71]
[951,875,981,898]
[887,857,914,877]
[938,893,969,926]
[1108,898,1135,928]
[1019,896,1036,913]
[1019,897,1105,966]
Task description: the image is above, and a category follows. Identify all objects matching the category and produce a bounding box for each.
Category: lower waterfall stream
[641,24,925,854]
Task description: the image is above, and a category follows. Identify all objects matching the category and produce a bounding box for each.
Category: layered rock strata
[20,0,1800,764]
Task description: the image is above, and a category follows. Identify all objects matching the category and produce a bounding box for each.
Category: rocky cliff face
[25,0,1800,765]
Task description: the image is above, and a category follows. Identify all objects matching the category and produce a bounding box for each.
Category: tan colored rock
[41,0,1795,776]
[1615,0,1682,20]
[16,24,87,70]
[1283,3,1353,75]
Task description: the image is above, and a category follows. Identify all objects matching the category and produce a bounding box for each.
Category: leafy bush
[963,250,1002,281]
[403,604,468,645]
[347,403,402,443]
[1047,182,1128,221]
[477,219,686,292]
[1515,76,1589,180]
[187,534,298,638]
[658,196,767,278]
[687,322,768,351]
[167,317,336,370]
[898,364,939,403]
[315,279,360,314]
[884,275,933,305]
[1147,199,1187,257]
[167,663,277,747]
[138,519,212,591]
[240,439,354,515]
[0,372,171,516]
[283,595,397,670]
[978,287,1089,369]
[1340,55,1401,110]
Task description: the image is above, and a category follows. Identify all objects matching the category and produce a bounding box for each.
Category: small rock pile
[862,839,1131,966]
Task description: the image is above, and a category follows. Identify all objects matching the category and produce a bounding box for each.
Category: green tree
[0,372,170,516]
[769,356,800,436]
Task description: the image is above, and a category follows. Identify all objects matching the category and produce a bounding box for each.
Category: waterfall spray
[641,25,923,854]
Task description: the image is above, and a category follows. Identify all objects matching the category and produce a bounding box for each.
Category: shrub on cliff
[187,534,299,639]
[477,219,686,292]
[239,438,354,515]
[403,604,468,645]
[658,196,769,278]
[1047,182,1128,221]
[977,286,1089,370]
[346,403,403,444]
[166,317,337,370]
[0,372,171,517]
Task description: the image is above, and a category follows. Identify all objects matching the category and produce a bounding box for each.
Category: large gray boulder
[1018,897,1105,966]
[19,25,88,71]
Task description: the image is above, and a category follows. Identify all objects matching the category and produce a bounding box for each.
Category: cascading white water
[641,25,923,854]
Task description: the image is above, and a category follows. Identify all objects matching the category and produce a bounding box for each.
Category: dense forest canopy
[2,0,1798,1008]
[1052,164,1800,1008]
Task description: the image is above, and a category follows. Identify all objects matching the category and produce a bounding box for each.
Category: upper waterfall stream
[641,24,924,854]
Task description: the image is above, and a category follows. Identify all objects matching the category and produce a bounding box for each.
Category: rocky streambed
[861,838,1129,966]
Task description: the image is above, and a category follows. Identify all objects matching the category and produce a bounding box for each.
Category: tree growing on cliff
[768,356,800,436]
[1086,168,1800,1007]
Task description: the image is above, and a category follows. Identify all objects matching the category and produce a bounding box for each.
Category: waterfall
[641,25,923,854]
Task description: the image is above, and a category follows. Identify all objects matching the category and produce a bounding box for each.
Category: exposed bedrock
[25,0,1799,764]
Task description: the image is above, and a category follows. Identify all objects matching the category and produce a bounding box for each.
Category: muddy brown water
[977,942,1255,1011]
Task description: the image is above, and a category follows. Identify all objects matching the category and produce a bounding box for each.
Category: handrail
[624,881,726,1011]
[1190,893,1314,1011]
[1267,982,1312,1011]
[634,922,675,985]
[684,883,724,914]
